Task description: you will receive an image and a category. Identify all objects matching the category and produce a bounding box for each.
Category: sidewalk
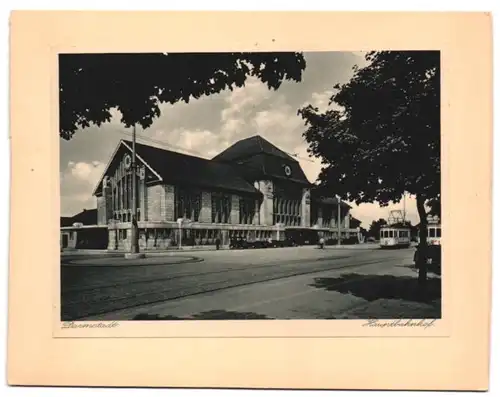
[61,246,226,256]
[61,243,382,256]
[328,263,441,319]
[334,298,441,319]
[322,243,381,250]
[63,255,204,267]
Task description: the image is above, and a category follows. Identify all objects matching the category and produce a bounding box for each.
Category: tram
[415,216,441,246]
[426,223,441,246]
[379,225,411,249]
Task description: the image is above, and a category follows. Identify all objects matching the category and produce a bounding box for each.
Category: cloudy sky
[60,51,418,228]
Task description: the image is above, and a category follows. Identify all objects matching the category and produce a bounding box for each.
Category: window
[310,205,318,226]
[273,196,301,226]
[211,192,231,223]
[428,228,436,238]
[239,197,255,225]
[436,228,441,238]
[322,206,333,228]
[175,187,201,221]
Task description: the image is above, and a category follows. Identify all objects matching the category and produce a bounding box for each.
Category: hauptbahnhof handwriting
[61,321,119,329]
[362,319,437,329]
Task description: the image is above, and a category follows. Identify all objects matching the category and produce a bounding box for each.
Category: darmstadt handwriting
[61,321,119,329]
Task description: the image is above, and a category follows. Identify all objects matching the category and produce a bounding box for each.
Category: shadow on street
[132,310,272,320]
[311,273,441,304]
[394,264,441,277]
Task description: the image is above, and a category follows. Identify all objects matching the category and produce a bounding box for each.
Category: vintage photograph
[59,51,441,322]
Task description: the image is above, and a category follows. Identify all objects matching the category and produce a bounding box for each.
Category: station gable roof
[213,135,311,186]
[213,135,296,163]
[93,140,261,196]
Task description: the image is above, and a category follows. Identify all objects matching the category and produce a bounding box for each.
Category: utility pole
[337,195,342,246]
[125,124,142,259]
[131,124,139,254]
[403,192,407,223]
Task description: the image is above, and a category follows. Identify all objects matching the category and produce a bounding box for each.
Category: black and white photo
[59,51,441,322]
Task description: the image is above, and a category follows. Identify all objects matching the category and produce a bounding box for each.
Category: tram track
[61,254,355,294]
[62,257,389,321]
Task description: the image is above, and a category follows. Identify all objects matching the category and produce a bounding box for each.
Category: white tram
[425,223,441,246]
[416,216,441,246]
[379,225,411,249]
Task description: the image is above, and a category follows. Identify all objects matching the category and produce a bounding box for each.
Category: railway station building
[64,135,359,251]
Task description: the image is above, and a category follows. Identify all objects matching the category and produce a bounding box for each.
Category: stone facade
[96,195,106,225]
[164,185,175,221]
[146,184,167,221]
[200,191,212,223]
[256,180,274,226]
[97,182,113,225]
[230,194,240,224]
[301,188,311,227]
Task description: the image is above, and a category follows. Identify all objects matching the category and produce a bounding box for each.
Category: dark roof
[123,140,260,195]
[213,135,297,163]
[349,217,362,228]
[310,186,351,209]
[230,154,311,186]
[211,136,311,186]
[60,216,73,227]
[311,196,351,209]
[61,208,97,226]
[72,209,98,225]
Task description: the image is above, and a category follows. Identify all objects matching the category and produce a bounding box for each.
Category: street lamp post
[125,124,144,259]
[337,195,342,246]
[130,124,139,254]
[177,218,183,250]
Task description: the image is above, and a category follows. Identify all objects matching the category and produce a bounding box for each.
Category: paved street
[61,246,441,321]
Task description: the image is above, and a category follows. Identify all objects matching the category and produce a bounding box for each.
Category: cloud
[60,161,105,216]
[151,128,219,158]
[349,197,419,229]
[220,76,272,143]
[69,161,105,184]
[221,77,270,123]
[308,90,334,112]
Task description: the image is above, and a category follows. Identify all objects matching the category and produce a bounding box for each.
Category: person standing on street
[319,236,325,249]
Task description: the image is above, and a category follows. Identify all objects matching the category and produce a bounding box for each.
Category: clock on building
[284,165,292,177]
[123,153,132,170]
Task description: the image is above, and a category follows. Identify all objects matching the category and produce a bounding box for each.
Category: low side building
[71,135,358,251]
[60,209,108,249]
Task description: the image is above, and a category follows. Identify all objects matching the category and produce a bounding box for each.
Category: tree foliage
[298,50,440,210]
[59,52,306,139]
[368,218,387,238]
[299,51,440,285]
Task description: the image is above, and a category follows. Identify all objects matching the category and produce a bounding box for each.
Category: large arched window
[211,192,231,223]
[175,187,201,221]
[239,196,255,225]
